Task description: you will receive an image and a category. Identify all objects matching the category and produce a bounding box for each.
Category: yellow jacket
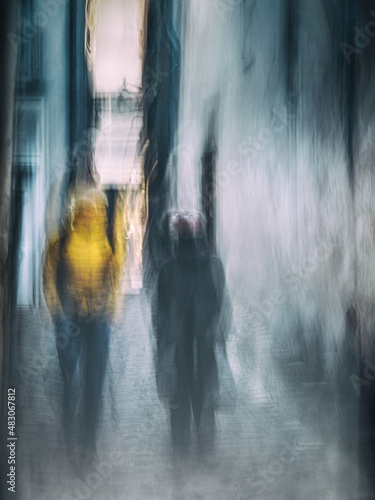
[43,196,125,323]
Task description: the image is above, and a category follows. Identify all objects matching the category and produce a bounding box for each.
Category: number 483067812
[8,388,16,437]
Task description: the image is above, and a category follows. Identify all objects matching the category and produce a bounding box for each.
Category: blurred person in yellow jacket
[43,190,124,469]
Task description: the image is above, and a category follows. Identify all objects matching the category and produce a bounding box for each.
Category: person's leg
[56,318,82,387]
[170,333,194,452]
[81,319,110,453]
[195,336,218,451]
[55,318,82,453]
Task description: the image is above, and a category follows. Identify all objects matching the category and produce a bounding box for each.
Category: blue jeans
[55,317,110,454]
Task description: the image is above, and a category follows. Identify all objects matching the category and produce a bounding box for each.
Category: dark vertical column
[322,2,367,493]
[201,103,219,255]
[68,0,94,183]
[0,2,19,498]
[285,0,298,106]
[320,0,362,191]
[202,150,216,255]
[341,0,362,192]
[353,5,375,487]
[142,0,181,285]
[282,0,299,262]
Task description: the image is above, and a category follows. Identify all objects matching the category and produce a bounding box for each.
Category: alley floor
[10,291,371,500]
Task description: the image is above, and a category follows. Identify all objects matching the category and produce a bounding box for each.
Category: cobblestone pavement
[10,291,370,500]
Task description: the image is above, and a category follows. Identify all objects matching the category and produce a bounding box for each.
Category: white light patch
[93,0,144,93]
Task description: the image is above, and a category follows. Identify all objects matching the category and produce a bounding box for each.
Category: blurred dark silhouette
[154,212,234,454]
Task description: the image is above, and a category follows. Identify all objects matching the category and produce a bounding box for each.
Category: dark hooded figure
[154,212,233,453]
